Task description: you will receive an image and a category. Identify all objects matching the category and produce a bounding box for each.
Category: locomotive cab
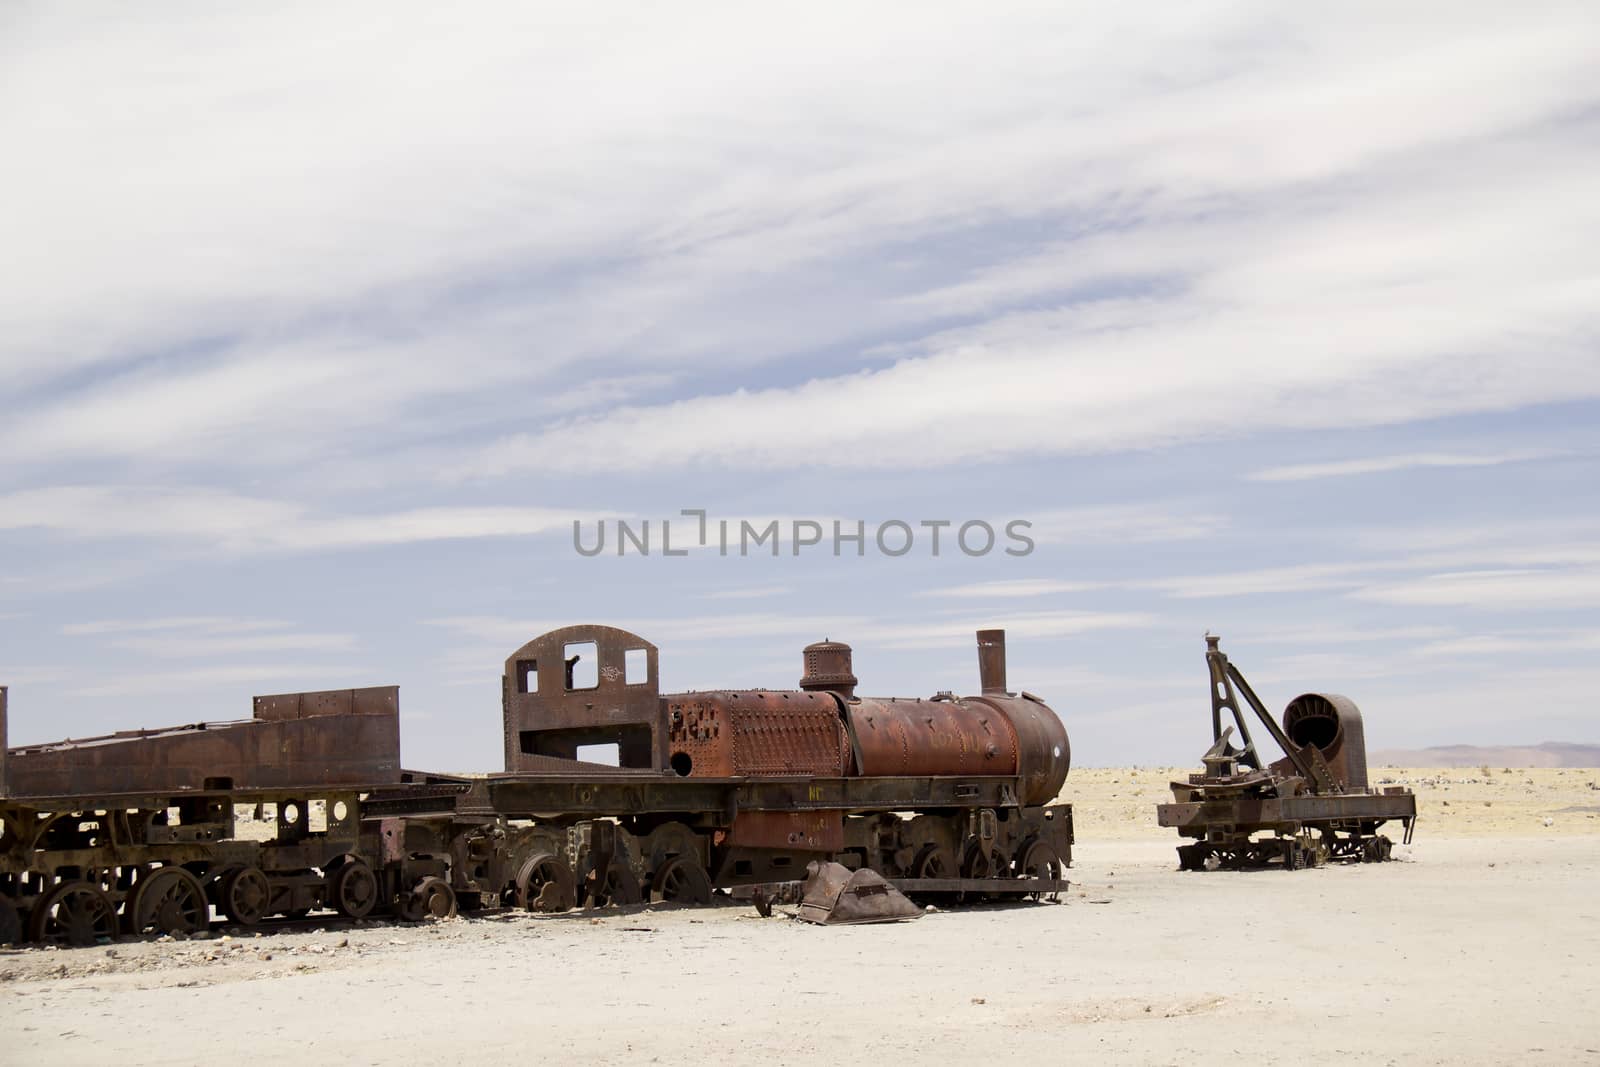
[502,625,664,771]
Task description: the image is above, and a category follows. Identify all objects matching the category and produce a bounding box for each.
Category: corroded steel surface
[5,686,401,797]
[846,696,1020,779]
[502,624,662,771]
[725,809,845,852]
[977,628,1008,695]
[1283,692,1369,792]
[799,639,858,699]
[967,693,1070,806]
[667,690,849,778]
[796,861,922,925]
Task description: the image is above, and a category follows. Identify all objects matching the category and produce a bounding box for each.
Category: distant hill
[1369,742,1600,768]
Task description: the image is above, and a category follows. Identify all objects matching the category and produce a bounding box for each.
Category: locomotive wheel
[29,881,119,946]
[129,867,209,936]
[581,858,642,908]
[906,845,955,903]
[515,852,577,913]
[1017,841,1064,901]
[1176,844,1208,871]
[643,822,703,874]
[1283,840,1304,870]
[957,842,1009,903]
[331,860,378,919]
[399,876,457,922]
[650,857,713,905]
[0,894,21,945]
[221,866,271,926]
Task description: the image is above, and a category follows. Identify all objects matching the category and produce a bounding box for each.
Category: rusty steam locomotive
[0,625,1072,945]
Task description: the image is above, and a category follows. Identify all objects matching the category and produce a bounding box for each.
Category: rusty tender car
[0,625,1072,945]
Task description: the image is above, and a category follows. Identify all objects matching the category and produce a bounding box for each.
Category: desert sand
[3,768,1598,1065]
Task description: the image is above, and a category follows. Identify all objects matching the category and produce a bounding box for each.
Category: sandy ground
[3,769,1598,1066]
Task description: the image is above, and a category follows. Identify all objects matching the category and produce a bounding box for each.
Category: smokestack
[977,629,1008,695]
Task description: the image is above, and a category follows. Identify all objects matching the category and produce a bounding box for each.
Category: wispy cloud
[67,662,375,700]
[1240,624,1457,646]
[1138,562,1379,599]
[0,664,72,688]
[1352,567,1600,610]
[697,585,795,600]
[109,632,359,659]
[2,7,1597,766]
[1412,629,1600,657]
[61,616,292,637]
[429,607,1155,665]
[1026,505,1228,546]
[0,487,582,554]
[919,578,1107,600]
[3,8,1595,479]
[1246,449,1564,483]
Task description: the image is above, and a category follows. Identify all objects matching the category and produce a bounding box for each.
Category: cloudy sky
[2,3,1596,769]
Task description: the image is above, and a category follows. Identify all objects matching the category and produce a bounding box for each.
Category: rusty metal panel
[1283,692,1369,791]
[668,691,848,778]
[1157,792,1418,830]
[977,629,1008,695]
[253,686,398,722]
[798,640,858,699]
[502,624,663,772]
[846,697,1018,779]
[6,685,402,798]
[796,861,922,924]
[966,693,1069,806]
[725,809,844,851]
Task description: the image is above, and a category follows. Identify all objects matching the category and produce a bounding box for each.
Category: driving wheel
[221,866,271,925]
[332,860,378,919]
[129,867,209,936]
[650,856,712,904]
